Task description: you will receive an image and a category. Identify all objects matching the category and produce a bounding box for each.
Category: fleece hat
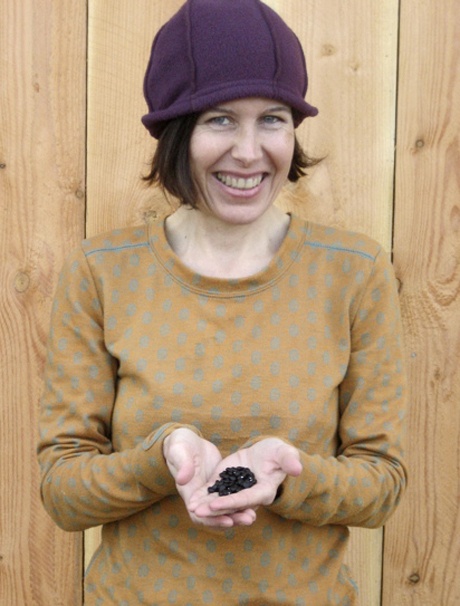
[141,0,318,138]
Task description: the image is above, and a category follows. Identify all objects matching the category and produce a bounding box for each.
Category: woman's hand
[188,438,302,521]
[163,428,256,527]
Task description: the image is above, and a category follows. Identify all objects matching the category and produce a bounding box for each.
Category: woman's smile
[215,171,265,192]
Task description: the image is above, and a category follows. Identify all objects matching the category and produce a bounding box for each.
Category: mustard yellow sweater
[38,214,407,605]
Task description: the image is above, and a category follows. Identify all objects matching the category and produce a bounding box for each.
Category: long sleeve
[37,246,199,531]
[265,247,408,527]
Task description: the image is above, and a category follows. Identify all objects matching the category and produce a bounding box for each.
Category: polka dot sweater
[38,214,407,605]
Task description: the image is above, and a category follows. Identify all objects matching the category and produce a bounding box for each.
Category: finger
[175,460,196,485]
[199,485,271,514]
[189,511,235,528]
[280,454,302,477]
[277,446,303,476]
[229,509,257,526]
[166,449,196,485]
[190,504,256,527]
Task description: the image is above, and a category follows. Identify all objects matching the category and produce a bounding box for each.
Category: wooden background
[0,0,459,604]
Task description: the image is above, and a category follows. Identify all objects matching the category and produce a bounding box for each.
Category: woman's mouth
[215,172,264,191]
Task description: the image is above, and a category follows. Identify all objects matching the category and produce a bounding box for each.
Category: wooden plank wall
[0,0,458,604]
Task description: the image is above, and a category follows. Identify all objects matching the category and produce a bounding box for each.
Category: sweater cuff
[133,423,202,496]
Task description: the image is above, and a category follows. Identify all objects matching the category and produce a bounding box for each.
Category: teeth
[216,173,263,190]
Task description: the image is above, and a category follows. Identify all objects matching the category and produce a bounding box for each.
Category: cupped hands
[163,428,302,528]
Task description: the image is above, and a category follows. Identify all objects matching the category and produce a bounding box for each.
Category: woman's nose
[231,125,263,165]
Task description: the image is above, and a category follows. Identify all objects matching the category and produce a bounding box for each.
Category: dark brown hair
[143,113,320,208]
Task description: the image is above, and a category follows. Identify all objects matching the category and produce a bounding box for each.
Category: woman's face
[189,97,295,226]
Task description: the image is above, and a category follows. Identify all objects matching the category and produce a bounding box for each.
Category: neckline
[147,213,308,298]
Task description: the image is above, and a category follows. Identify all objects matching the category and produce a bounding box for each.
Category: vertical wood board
[86,0,183,237]
[383,0,460,604]
[0,0,87,604]
[84,2,400,604]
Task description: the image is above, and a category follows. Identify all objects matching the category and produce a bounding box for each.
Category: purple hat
[142,0,318,138]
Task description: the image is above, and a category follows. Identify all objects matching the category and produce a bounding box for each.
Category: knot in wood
[321,44,336,56]
[14,271,30,293]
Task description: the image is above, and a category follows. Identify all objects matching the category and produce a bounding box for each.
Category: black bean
[207,467,257,496]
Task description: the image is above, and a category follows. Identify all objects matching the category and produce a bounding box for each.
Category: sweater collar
[148,214,308,298]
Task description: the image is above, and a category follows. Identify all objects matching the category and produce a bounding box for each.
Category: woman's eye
[208,115,231,126]
[262,115,283,125]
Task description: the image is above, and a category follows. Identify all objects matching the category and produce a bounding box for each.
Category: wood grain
[0,0,87,604]
[383,0,460,604]
[84,3,399,605]
[86,0,183,237]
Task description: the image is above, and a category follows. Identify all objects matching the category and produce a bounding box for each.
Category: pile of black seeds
[208,466,257,496]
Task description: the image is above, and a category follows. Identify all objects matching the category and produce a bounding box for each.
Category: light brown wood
[383,0,460,604]
[86,0,184,237]
[0,0,86,604]
[84,526,102,572]
[84,3,399,605]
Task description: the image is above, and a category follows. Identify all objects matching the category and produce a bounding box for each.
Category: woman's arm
[37,246,198,531]
[193,248,408,528]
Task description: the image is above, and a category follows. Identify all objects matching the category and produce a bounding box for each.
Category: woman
[38,1,408,604]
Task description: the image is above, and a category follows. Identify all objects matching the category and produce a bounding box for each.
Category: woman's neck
[164,205,290,279]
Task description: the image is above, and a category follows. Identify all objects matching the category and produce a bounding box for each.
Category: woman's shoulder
[80,223,152,258]
[57,222,162,281]
[293,216,385,263]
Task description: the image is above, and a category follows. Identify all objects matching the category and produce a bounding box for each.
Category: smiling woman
[37,1,408,604]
